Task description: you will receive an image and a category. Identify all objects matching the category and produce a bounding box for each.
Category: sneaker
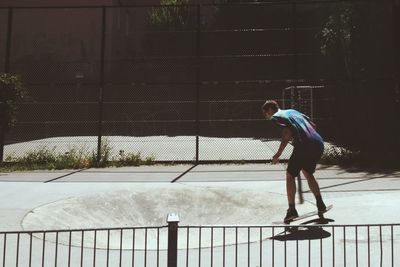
[284,208,299,223]
[317,201,327,213]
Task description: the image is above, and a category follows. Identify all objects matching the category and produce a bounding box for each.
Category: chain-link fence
[0,0,398,163]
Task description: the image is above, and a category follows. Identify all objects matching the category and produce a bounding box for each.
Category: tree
[319,5,355,78]
[0,73,28,162]
[0,73,28,127]
[148,0,192,30]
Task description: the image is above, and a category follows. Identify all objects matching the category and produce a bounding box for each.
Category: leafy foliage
[318,6,355,77]
[0,73,29,127]
[117,150,155,167]
[149,0,191,29]
[1,140,156,172]
[320,146,360,166]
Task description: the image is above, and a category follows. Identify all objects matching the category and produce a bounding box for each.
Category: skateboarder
[262,100,327,223]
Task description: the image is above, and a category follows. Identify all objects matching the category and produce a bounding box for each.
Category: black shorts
[287,141,324,177]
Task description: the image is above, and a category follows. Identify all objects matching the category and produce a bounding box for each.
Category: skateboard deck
[273,204,333,225]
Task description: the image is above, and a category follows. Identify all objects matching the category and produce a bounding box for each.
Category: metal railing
[1,217,398,267]
[0,226,167,267]
[175,224,399,267]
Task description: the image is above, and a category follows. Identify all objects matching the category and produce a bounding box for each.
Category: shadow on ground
[270,218,335,241]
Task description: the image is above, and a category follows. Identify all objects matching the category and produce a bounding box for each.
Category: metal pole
[195,4,201,163]
[0,102,6,163]
[394,0,400,76]
[292,1,304,204]
[393,0,400,154]
[167,213,180,267]
[4,8,13,73]
[292,2,297,81]
[310,87,314,120]
[335,2,341,79]
[97,7,106,163]
[297,173,304,204]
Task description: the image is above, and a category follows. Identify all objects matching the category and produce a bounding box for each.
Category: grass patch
[1,144,156,172]
[115,150,155,167]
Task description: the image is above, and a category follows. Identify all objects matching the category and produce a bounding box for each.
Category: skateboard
[273,204,333,225]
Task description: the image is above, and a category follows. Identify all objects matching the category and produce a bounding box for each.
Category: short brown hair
[262,100,279,112]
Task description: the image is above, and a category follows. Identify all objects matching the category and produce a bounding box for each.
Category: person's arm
[272,127,292,164]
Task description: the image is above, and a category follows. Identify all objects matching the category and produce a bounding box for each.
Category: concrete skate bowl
[22,184,314,250]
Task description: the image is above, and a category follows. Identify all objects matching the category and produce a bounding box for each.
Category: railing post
[167,213,180,267]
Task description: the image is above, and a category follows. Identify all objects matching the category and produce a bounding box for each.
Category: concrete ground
[0,164,399,266]
[1,164,399,229]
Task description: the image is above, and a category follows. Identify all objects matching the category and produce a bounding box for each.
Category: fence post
[297,173,304,204]
[395,0,400,76]
[394,0,400,155]
[97,6,106,163]
[195,4,201,163]
[167,213,180,267]
[292,2,304,204]
[0,102,6,163]
[292,1,297,80]
[4,8,13,73]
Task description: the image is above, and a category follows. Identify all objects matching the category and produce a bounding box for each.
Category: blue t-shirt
[271,109,323,146]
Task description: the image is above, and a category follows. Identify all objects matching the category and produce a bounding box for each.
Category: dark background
[1,0,399,164]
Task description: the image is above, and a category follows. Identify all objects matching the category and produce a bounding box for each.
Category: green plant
[3,146,91,170]
[320,146,360,166]
[55,148,92,169]
[0,73,29,127]
[91,138,113,167]
[1,142,156,171]
[16,146,57,165]
[318,6,355,77]
[117,150,155,167]
[149,0,191,29]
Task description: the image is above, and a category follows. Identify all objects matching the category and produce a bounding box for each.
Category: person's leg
[284,170,299,222]
[301,169,321,196]
[302,141,326,211]
[302,168,326,211]
[286,171,297,206]
[285,152,301,222]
